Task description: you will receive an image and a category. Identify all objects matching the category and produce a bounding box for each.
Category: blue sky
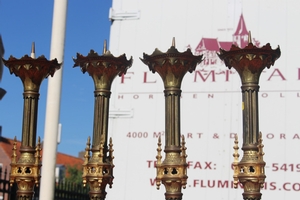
[0,1,112,157]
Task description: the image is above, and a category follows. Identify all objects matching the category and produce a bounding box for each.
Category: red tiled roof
[0,136,21,160]
[56,152,83,166]
[219,41,233,51]
[0,137,83,167]
[195,38,220,51]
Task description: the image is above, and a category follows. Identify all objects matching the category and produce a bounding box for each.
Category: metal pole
[39,0,67,199]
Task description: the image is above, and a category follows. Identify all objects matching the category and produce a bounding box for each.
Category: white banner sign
[107,0,300,199]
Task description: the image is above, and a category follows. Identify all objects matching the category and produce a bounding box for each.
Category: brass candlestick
[73,41,132,200]
[141,38,203,200]
[218,33,281,200]
[2,44,61,200]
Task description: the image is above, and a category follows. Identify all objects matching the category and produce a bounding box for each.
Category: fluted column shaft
[164,88,181,150]
[241,82,260,150]
[92,90,110,151]
[21,91,39,148]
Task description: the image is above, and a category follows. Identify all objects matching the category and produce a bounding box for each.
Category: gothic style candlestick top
[4,54,60,92]
[141,38,203,200]
[73,42,132,200]
[73,45,132,91]
[2,43,61,200]
[218,33,280,200]
[219,36,280,86]
[142,39,202,89]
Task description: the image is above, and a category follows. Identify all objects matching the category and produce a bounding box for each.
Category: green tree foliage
[65,165,83,184]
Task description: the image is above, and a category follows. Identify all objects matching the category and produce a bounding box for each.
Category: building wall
[0,137,13,171]
[107,0,300,200]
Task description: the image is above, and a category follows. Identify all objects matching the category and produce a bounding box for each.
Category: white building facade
[107,0,300,199]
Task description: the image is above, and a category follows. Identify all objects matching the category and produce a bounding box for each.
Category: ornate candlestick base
[233,134,266,200]
[156,136,188,200]
[10,137,42,199]
[82,137,114,200]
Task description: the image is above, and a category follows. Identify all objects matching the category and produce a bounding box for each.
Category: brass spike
[99,142,104,163]
[181,135,187,163]
[257,132,265,160]
[108,137,115,188]
[156,136,162,164]
[258,132,266,189]
[233,134,239,161]
[248,31,252,44]
[11,136,17,164]
[83,136,91,165]
[232,134,240,188]
[31,42,36,59]
[34,137,41,186]
[156,136,162,190]
[181,135,188,189]
[35,137,42,165]
[103,40,107,54]
[172,37,176,47]
[82,137,91,187]
[109,137,114,163]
